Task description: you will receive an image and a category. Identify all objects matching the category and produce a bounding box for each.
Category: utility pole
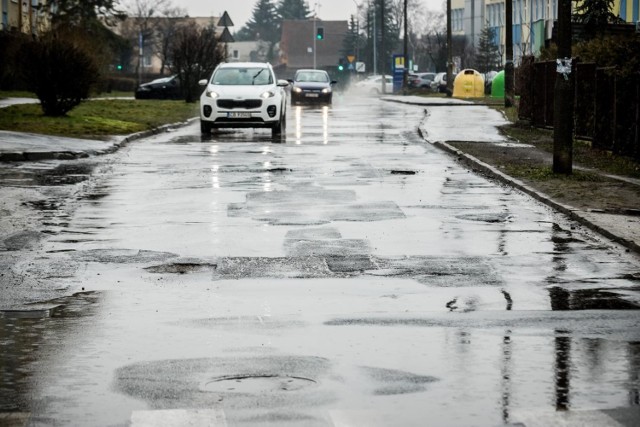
[372,1,377,75]
[504,0,514,107]
[552,0,574,174]
[380,0,385,93]
[313,17,317,69]
[446,0,453,95]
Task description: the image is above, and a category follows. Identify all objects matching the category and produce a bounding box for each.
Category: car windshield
[212,67,273,85]
[295,71,329,83]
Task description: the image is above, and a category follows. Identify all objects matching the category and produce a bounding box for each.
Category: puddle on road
[0,292,100,412]
[34,163,95,186]
[548,286,640,310]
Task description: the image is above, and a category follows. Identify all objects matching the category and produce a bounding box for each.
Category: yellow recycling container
[453,69,485,98]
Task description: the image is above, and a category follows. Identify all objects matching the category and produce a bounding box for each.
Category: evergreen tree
[342,15,363,61]
[574,0,622,40]
[46,0,126,29]
[243,0,279,44]
[277,0,311,20]
[474,25,500,73]
[361,0,400,75]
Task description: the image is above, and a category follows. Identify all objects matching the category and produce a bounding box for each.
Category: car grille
[217,99,262,109]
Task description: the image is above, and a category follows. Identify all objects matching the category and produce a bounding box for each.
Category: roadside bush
[574,35,640,78]
[20,37,99,116]
[95,75,137,94]
[0,32,29,90]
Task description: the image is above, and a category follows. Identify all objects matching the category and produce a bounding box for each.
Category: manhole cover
[202,375,317,393]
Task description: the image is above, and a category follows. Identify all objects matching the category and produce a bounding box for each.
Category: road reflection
[294,105,330,145]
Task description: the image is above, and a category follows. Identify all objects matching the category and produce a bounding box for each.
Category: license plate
[227,112,251,118]
[305,93,319,98]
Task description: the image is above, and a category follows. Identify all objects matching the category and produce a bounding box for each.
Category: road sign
[347,55,355,63]
[219,27,235,43]
[217,11,234,27]
[218,10,233,27]
[355,62,365,73]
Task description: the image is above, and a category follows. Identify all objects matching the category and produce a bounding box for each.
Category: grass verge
[0,99,199,140]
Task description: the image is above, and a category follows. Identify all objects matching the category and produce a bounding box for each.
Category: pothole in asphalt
[390,170,417,175]
[34,163,95,186]
[202,375,317,393]
[455,212,513,223]
[145,261,217,274]
[23,200,61,211]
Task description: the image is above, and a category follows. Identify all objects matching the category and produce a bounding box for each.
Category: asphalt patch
[2,230,46,251]
[72,249,179,264]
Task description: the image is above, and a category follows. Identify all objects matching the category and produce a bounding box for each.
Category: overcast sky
[175,0,443,28]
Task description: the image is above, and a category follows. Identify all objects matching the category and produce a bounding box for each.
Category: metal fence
[518,57,640,160]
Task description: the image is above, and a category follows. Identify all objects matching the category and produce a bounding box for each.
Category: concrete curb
[0,117,198,163]
[417,124,640,255]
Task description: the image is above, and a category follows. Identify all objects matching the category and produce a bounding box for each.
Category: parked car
[288,69,336,105]
[408,72,436,89]
[199,62,289,137]
[134,75,182,100]
[430,72,448,93]
[353,74,393,94]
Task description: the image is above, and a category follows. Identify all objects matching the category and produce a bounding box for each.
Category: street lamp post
[403,0,408,92]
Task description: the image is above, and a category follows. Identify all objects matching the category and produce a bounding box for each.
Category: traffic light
[337,58,345,71]
[116,64,123,71]
[316,27,324,40]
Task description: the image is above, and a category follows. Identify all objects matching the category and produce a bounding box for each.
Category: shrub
[574,35,640,78]
[20,37,99,116]
[0,32,29,90]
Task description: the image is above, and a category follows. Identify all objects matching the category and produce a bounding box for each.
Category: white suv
[199,62,289,136]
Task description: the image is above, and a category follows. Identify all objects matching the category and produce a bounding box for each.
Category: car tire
[200,120,212,134]
[272,110,286,137]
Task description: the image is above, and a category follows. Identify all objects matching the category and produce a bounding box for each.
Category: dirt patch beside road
[449,139,640,213]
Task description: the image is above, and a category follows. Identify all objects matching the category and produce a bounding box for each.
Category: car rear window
[212,67,273,85]
[295,71,329,83]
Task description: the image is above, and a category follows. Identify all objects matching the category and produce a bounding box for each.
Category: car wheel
[200,120,212,134]
[272,110,286,137]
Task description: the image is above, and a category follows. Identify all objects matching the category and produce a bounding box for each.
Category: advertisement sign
[392,54,405,93]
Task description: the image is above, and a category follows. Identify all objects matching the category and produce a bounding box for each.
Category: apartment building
[455,0,638,65]
[1,0,47,35]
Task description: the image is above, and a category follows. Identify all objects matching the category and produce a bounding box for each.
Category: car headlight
[322,88,331,94]
[205,87,219,98]
[292,87,302,93]
[261,90,276,99]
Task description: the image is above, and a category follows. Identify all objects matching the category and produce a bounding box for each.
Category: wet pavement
[0,95,639,426]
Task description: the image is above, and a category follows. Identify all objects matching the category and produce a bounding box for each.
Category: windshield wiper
[252,69,266,85]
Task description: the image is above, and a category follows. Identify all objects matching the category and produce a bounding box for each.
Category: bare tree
[154,6,187,75]
[170,23,224,103]
[122,0,170,81]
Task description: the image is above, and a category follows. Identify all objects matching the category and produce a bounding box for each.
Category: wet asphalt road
[1,95,640,426]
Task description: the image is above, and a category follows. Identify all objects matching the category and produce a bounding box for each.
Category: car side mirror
[287,79,294,84]
[277,79,289,87]
[331,80,337,85]
[198,79,208,86]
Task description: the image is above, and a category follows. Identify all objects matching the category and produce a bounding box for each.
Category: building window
[233,50,239,59]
